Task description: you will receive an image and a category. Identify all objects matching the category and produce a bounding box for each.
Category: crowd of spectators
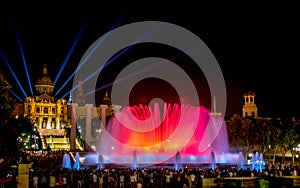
[2,150,300,188]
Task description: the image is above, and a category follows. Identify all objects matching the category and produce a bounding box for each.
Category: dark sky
[0,3,299,118]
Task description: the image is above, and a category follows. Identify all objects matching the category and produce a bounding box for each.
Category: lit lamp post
[292,144,300,163]
[268,145,271,164]
[248,153,253,165]
[31,126,40,149]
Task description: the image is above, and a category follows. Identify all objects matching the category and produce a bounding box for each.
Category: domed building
[22,64,70,151]
[13,64,122,152]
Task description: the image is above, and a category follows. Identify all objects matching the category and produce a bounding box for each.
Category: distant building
[69,87,121,151]
[13,64,122,151]
[14,64,70,150]
[242,91,258,118]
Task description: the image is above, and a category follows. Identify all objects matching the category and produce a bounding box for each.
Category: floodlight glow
[55,8,130,97]
[64,22,162,100]
[83,56,163,97]
[14,21,33,95]
[9,89,23,102]
[53,18,89,86]
[0,50,27,98]
[84,54,181,97]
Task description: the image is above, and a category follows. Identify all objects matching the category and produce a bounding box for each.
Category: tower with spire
[209,96,222,116]
[102,90,112,106]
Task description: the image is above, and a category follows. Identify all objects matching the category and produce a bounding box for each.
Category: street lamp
[292,144,300,163]
[268,145,271,164]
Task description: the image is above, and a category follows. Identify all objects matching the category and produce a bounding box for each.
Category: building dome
[35,64,54,96]
[36,64,53,86]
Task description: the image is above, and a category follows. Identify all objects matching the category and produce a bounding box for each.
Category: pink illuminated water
[94,103,242,167]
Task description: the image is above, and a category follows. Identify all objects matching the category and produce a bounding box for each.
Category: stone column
[47,117,52,129]
[70,103,78,150]
[100,105,108,128]
[85,104,93,148]
[56,118,60,129]
[39,117,43,129]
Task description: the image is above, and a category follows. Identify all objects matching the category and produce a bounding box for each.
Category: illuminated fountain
[251,152,265,172]
[73,152,81,170]
[62,153,72,169]
[238,151,246,170]
[211,151,216,170]
[133,150,137,169]
[94,102,242,168]
[174,151,182,170]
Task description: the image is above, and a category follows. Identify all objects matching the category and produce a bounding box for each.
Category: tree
[0,72,13,122]
[254,118,272,154]
[267,120,282,165]
[227,114,259,159]
[9,116,33,151]
[272,118,299,164]
[0,72,15,152]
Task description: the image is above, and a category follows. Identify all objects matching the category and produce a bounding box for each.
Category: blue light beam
[53,18,90,86]
[9,89,23,102]
[55,8,130,97]
[61,43,136,99]
[61,21,164,99]
[84,54,182,97]
[0,50,28,98]
[13,21,33,96]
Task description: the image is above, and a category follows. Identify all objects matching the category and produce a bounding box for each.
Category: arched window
[252,111,255,117]
[44,107,48,114]
[61,107,64,113]
[245,112,248,117]
[36,107,40,113]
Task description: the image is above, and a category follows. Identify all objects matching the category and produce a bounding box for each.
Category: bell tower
[242,91,258,118]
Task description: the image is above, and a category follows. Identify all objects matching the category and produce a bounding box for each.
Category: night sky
[0,3,299,118]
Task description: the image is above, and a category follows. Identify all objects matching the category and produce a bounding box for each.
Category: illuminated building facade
[22,64,69,150]
[69,88,122,151]
[242,91,258,118]
[14,64,121,151]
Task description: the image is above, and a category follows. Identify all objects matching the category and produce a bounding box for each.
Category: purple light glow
[92,103,243,168]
